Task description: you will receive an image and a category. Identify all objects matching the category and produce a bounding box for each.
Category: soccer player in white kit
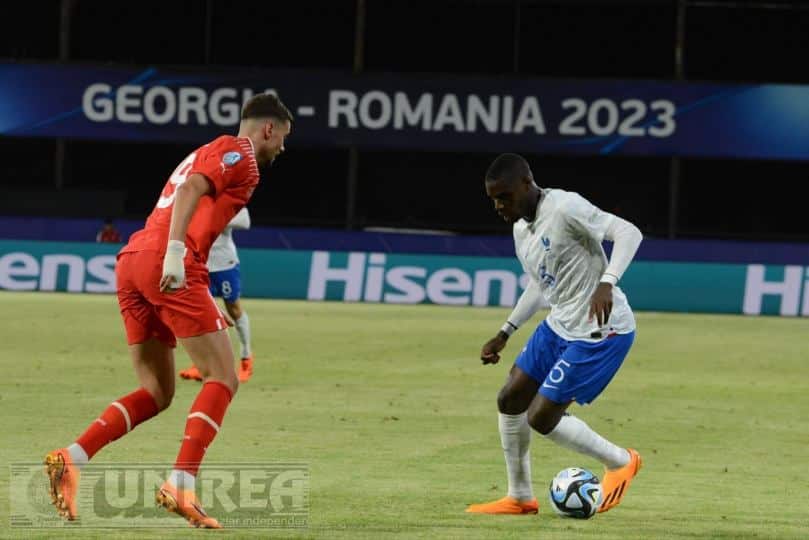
[180,207,254,382]
[466,153,644,516]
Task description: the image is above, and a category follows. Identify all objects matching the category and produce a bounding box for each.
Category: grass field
[1,291,807,539]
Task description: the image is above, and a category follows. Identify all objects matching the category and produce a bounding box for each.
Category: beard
[258,156,277,174]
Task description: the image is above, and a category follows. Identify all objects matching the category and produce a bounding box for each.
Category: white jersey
[513,189,635,341]
[207,207,251,273]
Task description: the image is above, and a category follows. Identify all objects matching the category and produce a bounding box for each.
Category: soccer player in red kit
[43,93,292,528]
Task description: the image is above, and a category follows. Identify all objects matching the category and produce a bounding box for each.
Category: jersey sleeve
[512,227,531,276]
[189,142,254,197]
[561,192,616,244]
[227,207,251,230]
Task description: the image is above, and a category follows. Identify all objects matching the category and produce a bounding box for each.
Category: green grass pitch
[0,291,807,539]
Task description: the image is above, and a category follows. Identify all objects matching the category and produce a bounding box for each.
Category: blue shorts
[209,265,241,302]
[515,321,635,405]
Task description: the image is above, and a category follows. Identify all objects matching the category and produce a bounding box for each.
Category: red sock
[174,381,233,476]
[75,387,159,459]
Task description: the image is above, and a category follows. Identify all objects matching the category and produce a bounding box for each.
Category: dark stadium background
[1,0,807,241]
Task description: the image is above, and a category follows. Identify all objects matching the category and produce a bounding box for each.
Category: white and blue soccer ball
[548,467,603,519]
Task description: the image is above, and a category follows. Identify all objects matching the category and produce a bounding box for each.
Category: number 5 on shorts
[549,359,571,384]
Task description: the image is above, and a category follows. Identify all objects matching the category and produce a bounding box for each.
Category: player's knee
[223,374,239,396]
[527,409,562,435]
[157,388,175,411]
[226,302,241,320]
[497,387,527,415]
[146,384,174,412]
[163,382,176,409]
[207,368,239,394]
[201,373,238,396]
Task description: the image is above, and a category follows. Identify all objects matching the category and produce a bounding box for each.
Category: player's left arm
[160,173,212,292]
[590,216,643,325]
[563,194,643,326]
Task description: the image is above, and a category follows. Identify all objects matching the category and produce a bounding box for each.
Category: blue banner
[2,62,809,160]
[2,216,809,265]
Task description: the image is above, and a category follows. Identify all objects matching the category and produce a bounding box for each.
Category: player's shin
[234,312,251,358]
[72,387,159,466]
[171,381,233,490]
[542,414,630,470]
[499,412,534,500]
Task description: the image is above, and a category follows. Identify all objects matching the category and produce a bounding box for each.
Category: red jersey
[121,135,260,263]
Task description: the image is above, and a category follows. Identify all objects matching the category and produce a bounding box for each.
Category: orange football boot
[179,365,203,381]
[156,480,221,528]
[44,448,80,520]
[598,448,642,513]
[465,496,539,515]
[238,356,253,382]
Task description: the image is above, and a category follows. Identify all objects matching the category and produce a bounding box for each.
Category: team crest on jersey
[222,151,243,167]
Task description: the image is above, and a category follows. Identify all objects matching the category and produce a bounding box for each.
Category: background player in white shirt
[180,207,254,382]
[466,153,644,516]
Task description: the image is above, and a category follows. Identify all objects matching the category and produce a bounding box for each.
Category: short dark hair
[485,153,532,184]
[241,93,293,123]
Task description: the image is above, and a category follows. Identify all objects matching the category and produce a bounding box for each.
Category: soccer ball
[548,467,603,519]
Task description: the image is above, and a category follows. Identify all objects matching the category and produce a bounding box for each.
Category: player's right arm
[159,173,212,292]
[480,279,543,365]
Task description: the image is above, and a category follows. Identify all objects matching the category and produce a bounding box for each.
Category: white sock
[234,312,252,359]
[543,414,630,470]
[499,412,533,500]
[66,443,88,469]
[168,469,196,492]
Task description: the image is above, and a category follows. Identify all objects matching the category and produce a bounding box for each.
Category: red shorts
[116,250,228,347]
